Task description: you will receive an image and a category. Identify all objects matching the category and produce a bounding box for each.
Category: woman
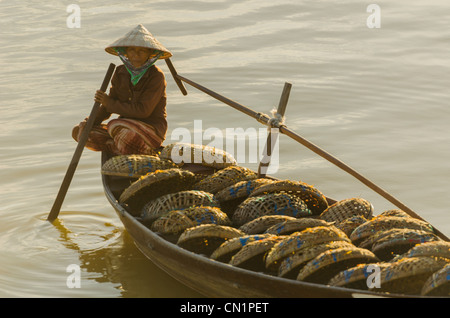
[72,24,172,155]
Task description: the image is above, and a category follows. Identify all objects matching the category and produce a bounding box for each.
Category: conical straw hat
[105,24,172,59]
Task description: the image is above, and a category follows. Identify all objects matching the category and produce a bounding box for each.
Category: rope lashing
[255,109,286,129]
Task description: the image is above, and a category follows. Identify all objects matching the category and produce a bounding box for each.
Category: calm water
[1,0,449,297]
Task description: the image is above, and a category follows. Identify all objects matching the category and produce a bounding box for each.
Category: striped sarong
[72,118,163,155]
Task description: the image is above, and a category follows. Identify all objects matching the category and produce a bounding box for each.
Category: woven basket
[371,229,441,261]
[296,247,379,284]
[374,256,450,295]
[378,209,411,218]
[395,241,450,261]
[265,226,351,271]
[159,143,237,169]
[101,154,178,178]
[215,178,274,215]
[232,192,312,227]
[349,216,434,246]
[229,236,285,274]
[328,262,390,290]
[264,218,332,236]
[278,241,355,279]
[150,206,231,236]
[249,180,328,215]
[421,263,450,296]
[177,224,244,256]
[239,215,297,235]
[336,216,368,237]
[210,233,274,263]
[140,190,219,223]
[119,168,197,214]
[193,165,258,194]
[319,198,373,224]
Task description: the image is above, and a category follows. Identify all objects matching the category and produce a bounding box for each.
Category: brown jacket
[95,64,168,140]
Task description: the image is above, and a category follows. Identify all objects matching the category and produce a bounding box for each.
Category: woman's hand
[94,90,110,106]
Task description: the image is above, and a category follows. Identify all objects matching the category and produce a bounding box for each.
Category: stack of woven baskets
[101,143,450,297]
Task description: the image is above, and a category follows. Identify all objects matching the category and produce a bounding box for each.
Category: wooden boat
[100,73,449,298]
[101,151,449,298]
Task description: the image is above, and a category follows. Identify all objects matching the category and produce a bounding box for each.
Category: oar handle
[165,58,187,95]
[47,63,116,222]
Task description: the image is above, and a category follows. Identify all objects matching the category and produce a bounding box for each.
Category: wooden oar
[165,58,187,95]
[171,73,449,241]
[47,63,116,222]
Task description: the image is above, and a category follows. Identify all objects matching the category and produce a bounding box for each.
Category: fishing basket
[232,192,312,227]
[319,198,373,224]
[210,233,274,263]
[101,154,178,178]
[177,224,244,256]
[278,241,355,279]
[249,180,329,215]
[119,168,197,214]
[215,178,274,214]
[238,215,297,235]
[140,190,219,223]
[296,247,379,284]
[193,165,258,194]
[264,226,351,271]
[421,263,450,296]
[349,216,434,246]
[150,206,231,237]
[394,241,450,261]
[328,262,390,290]
[374,256,450,295]
[159,143,237,169]
[229,236,285,274]
[370,229,441,261]
[264,218,332,236]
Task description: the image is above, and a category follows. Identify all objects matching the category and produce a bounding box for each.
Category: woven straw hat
[150,206,231,237]
[265,226,351,271]
[140,190,219,223]
[105,24,172,59]
[101,154,178,178]
[119,168,197,214]
[249,180,329,215]
[421,263,450,296]
[177,224,244,256]
[296,247,379,284]
[232,192,312,227]
[370,229,441,261]
[278,241,355,279]
[319,198,373,224]
[349,216,434,246]
[210,233,274,263]
[374,256,449,295]
[264,218,332,236]
[229,236,285,274]
[160,143,237,170]
[239,215,297,235]
[328,262,390,290]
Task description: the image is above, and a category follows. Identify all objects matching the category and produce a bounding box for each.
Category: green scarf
[115,48,162,85]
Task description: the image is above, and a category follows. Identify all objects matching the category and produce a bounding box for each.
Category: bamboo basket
[421,263,450,296]
[319,198,373,224]
[249,180,329,215]
[119,168,197,214]
[140,190,220,223]
[328,262,390,290]
[159,143,237,169]
[296,247,379,284]
[264,218,332,236]
[177,224,245,256]
[239,215,298,235]
[101,154,178,178]
[232,192,312,227]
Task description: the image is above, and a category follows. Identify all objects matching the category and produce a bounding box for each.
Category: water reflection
[52,217,203,298]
